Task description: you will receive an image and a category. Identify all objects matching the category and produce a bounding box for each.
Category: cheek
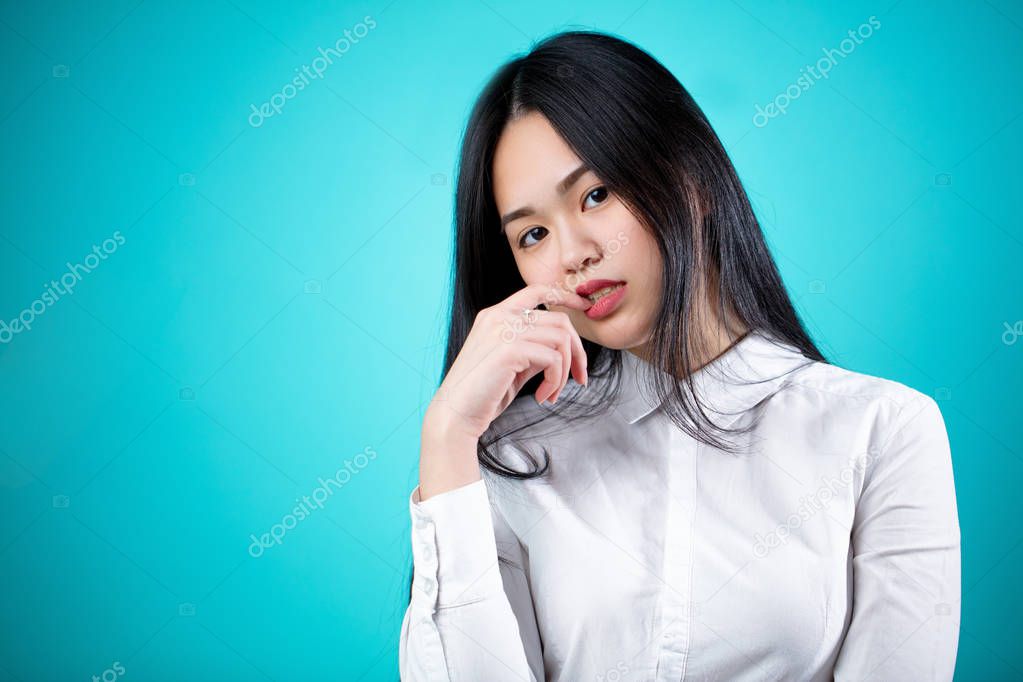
[603,205,650,253]
[613,226,661,309]
[604,215,655,271]
[511,254,535,283]
[620,217,659,267]
[512,257,554,290]
[514,250,563,285]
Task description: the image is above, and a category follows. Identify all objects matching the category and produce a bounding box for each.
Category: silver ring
[522,307,538,324]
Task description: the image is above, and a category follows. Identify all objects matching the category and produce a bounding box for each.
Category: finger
[523,309,588,388]
[517,325,571,402]
[502,281,593,313]
[548,310,588,387]
[515,340,563,404]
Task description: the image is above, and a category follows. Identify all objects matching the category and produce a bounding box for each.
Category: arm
[399,477,544,682]
[833,394,962,681]
[397,283,591,680]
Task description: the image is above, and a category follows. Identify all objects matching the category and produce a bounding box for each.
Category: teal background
[0,1,1020,680]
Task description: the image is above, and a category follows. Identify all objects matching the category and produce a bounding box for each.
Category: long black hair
[401,27,826,609]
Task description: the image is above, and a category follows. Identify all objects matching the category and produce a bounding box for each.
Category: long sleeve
[833,394,962,681]
[399,477,544,681]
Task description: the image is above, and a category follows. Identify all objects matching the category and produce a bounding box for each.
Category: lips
[576,279,626,298]
[584,283,627,320]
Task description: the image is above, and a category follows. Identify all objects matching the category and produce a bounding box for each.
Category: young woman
[398,30,960,681]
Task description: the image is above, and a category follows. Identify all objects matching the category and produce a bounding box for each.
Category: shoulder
[779,358,948,455]
[785,358,928,408]
[782,357,935,415]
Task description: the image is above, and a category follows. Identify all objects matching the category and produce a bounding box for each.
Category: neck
[627,296,749,374]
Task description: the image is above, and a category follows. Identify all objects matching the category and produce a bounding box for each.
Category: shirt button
[421,577,435,595]
[422,544,434,561]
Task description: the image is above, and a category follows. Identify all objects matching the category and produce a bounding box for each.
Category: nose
[559,226,603,278]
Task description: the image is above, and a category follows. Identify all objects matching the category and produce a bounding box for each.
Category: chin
[579,319,648,350]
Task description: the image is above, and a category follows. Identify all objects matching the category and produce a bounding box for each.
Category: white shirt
[399,330,961,681]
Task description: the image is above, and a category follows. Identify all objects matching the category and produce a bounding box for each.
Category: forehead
[492,112,584,211]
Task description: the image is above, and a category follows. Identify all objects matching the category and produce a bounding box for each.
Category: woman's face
[492,111,662,352]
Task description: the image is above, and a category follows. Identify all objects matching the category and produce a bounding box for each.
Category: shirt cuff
[409,478,505,608]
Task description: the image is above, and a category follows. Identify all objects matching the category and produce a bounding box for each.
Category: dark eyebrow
[500,163,591,233]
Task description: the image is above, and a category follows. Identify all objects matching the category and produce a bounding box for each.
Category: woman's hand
[418,283,592,500]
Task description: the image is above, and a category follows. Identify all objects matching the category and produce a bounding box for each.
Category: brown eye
[584,186,608,209]
[518,226,548,248]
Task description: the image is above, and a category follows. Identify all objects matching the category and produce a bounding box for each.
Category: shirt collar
[613,330,816,425]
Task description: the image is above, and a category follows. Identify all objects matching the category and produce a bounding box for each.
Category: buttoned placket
[655,418,698,681]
